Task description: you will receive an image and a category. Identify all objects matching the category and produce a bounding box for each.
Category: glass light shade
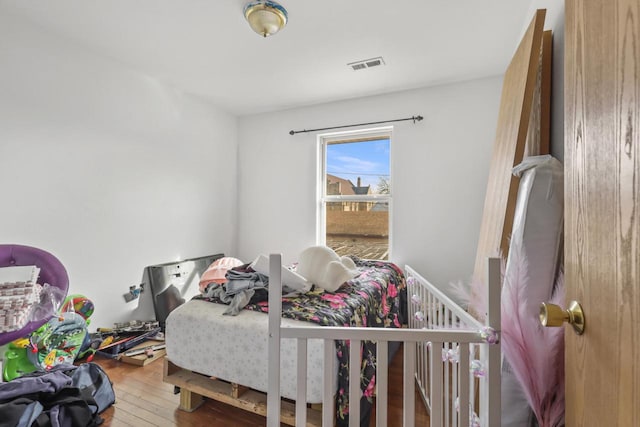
[244,1,288,37]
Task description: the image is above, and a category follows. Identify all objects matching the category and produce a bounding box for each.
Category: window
[318,128,391,260]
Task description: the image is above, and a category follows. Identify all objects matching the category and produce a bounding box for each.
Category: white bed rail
[267,254,501,427]
[405,260,501,427]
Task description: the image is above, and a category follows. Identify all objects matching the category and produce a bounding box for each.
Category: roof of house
[326,174,370,196]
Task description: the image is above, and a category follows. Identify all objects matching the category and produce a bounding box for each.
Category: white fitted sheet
[165,299,333,403]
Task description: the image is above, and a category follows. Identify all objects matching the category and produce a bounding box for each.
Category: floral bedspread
[194,257,406,426]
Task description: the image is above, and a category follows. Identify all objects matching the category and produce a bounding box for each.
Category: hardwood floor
[94,344,430,426]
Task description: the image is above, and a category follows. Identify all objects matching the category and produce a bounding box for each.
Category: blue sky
[326,139,390,191]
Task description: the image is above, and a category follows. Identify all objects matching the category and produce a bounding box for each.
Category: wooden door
[565,0,640,425]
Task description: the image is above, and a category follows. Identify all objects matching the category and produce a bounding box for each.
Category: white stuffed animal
[296,246,359,292]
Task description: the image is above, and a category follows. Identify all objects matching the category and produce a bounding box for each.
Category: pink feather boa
[450,251,565,427]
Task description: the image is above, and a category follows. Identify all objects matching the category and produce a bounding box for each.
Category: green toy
[60,294,94,322]
[27,311,88,371]
[2,294,95,381]
[3,339,37,381]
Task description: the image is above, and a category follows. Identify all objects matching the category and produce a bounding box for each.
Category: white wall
[0,14,238,330]
[237,77,502,288]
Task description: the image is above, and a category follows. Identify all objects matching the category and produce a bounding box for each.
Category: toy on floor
[2,338,38,381]
[2,294,95,381]
[60,294,95,321]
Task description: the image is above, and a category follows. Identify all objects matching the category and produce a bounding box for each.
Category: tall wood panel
[473,10,546,282]
[526,30,553,158]
[565,0,640,425]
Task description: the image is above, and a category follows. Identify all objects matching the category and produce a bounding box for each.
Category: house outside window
[318,127,391,260]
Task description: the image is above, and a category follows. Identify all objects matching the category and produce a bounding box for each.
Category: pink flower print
[321,293,347,309]
[381,295,389,315]
[387,283,398,298]
[363,375,376,398]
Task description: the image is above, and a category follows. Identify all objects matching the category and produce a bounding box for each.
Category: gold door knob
[539,301,585,335]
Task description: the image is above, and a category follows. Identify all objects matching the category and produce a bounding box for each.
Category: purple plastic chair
[0,244,69,346]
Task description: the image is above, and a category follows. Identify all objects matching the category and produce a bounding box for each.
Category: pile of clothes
[202,263,270,315]
[196,246,360,315]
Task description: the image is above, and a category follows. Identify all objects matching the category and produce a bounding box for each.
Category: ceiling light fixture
[243,0,288,38]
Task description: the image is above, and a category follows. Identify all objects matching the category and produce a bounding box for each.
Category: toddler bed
[164,256,405,426]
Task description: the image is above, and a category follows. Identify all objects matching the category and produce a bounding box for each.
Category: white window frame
[316,126,393,257]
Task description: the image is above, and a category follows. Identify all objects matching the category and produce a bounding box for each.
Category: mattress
[165,298,331,402]
[502,154,564,426]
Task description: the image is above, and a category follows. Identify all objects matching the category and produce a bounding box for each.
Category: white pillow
[250,254,311,292]
[296,246,359,293]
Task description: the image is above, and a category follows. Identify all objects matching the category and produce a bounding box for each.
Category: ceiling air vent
[348,56,385,71]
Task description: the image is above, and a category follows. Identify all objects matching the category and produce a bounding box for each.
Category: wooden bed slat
[376,342,388,427]
[296,338,308,427]
[267,254,282,427]
[231,383,249,399]
[349,339,361,427]
[322,339,335,427]
[403,341,416,427]
[163,358,322,426]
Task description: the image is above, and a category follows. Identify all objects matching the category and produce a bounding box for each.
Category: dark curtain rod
[289,115,423,135]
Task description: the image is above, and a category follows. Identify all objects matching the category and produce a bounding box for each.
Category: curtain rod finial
[289,130,295,135]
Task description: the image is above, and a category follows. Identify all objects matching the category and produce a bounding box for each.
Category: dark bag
[69,363,116,414]
[33,387,101,427]
[0,366,104,427]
